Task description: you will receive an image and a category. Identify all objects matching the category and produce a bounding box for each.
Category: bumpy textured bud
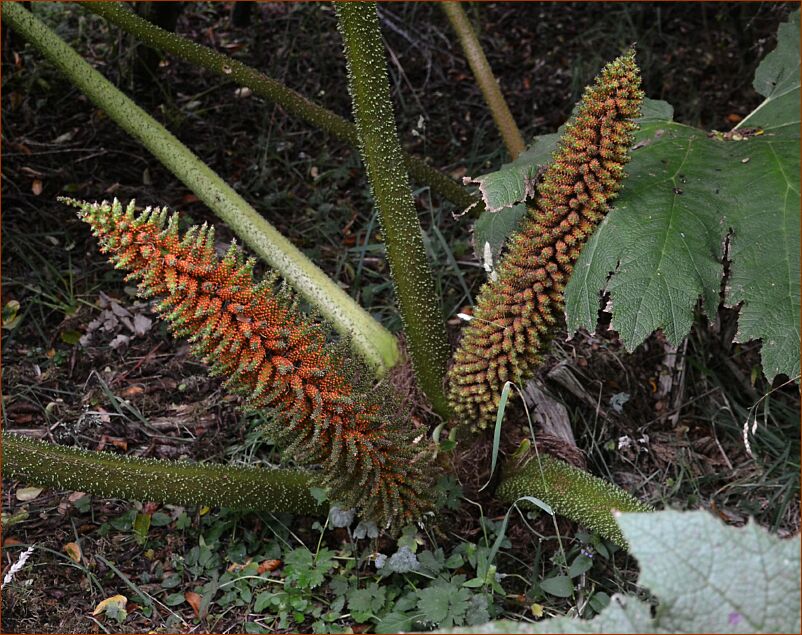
[65,197,432,528]
[448,51,643,430]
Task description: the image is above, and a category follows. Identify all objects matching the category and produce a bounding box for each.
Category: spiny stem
[497,453,653,547]
[2,432,325,515]
[2,1,398,375]
[336,2,452,418]
[83,1,479,212]
[441,2,525,159]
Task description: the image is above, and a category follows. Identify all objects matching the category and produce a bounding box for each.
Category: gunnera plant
[447,50,644,430]
[63,197,434,528]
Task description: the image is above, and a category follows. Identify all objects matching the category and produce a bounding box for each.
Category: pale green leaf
[435,510,801,633]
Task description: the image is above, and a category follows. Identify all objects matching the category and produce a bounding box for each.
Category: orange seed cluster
[67,198,431,527]
[448,51,643,430]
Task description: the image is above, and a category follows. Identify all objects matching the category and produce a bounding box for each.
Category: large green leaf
[738,9,801,132]
[565,10,800,380]
[437,510,801,634]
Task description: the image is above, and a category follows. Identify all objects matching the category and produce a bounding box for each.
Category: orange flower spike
[66,197,432,527]
[448,50,643,431]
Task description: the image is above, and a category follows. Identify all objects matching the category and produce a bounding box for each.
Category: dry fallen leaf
[184,591,203,619]
[63,541,82,563]
[133,313,153,336]
[109,333,131,350]
[96,435,127,452]
[226,558,253,573]
[93,594,128,616]
[257,559,282,574]
[16,486,43,502]
[31,179,43,196]
[120,385,145,398]
[109,299,132,318]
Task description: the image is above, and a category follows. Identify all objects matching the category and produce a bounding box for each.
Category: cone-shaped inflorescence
[65,197,432,528]
[448,51,643,430]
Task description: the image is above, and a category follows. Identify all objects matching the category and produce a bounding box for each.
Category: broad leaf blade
[585,122,726,347]
[724,133,801,378]
[740,10,800,131]
[435,510,801,634]
[618,511,801,634]
[565,10,800,380]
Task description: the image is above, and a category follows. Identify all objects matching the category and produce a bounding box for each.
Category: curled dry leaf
[63,541,82,563]
[92,594,127,616]
[16,486,43,501]
[257,559,282,574]
[184,591,203,619]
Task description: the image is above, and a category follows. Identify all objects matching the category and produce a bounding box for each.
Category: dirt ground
[2,3,799,633]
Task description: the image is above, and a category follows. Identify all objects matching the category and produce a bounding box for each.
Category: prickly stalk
[336,2,453,418]
[496,453,653,546]
[3,432,323,515]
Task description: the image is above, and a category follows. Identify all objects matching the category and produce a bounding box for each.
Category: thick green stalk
[441,2,525,159]
[2,432,324,515]
[3,1,398,374]
[336,2,452,418]
[496,454,653,547]
[83,1,478,212]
